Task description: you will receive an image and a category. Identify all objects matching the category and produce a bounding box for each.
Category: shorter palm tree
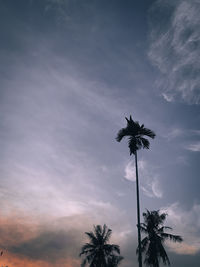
[138,210,183,267]
[80,224,123,267]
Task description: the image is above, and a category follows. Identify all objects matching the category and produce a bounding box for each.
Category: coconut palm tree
[138,210,183,267]
[116,115,156,267]
[80,224,123,267]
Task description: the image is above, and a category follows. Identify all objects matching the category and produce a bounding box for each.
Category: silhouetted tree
[80,224,123,267]
[138,210,183,267]
[116,115,156,267]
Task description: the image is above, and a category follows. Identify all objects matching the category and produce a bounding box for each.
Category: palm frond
[160,233,183,242]
[94,225,103,243]
[140,127,156,139]
[160,212,167,221]
[80,243,95,256]
[136,237,149,254]
[116,128,129,142]
[143,210,151,225]
[144,240,158,266]
[102,224,107,239]
[110,244,120,255]
[140,224,148,233]
[140,137,150,149]
[104,227,112,243]
[158,226,172,233]
[107,255,124,267]
[128,137,141,155]
[79,248,96,257]
[104,244,120,255]
[157,242,170,265]
[85,231,97,244]
[126,117,141,134]
[81,258,87,267]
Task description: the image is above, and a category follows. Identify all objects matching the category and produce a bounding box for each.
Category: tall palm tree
[138,210,183,267]
[80,224,123,267]
[116,115,156,267]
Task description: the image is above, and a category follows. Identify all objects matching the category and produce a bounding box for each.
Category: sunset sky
[0,0,200,266]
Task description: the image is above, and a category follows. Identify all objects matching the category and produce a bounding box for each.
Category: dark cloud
[0,214,90,264]
[10,230,80,262]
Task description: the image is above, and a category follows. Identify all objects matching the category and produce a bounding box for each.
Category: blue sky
[0,0,200,266]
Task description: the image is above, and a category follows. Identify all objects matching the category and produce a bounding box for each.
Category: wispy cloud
[124,160,146,182]
[185,142,200,152]
[151,179,163,198]
[124,161,136,182]
[163,128,183,141]
[190,130,200,136]
[149,0,200,104]
[162,93,174,103]
[141,178,162,199]
[124,160,163,198]
[0,46,127,219]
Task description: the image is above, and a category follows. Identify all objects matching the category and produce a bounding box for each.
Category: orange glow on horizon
[1,251,80,267]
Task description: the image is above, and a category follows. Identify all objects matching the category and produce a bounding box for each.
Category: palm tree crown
[116,115,156,155]
[80,224,123,267]
[139,210,183,267]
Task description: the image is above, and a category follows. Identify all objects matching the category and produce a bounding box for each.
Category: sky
[0,0,200,266]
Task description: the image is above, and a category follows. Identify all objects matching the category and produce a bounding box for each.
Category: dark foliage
[80,224,123,267]
[137,210,183,267]
[116,115,156,155]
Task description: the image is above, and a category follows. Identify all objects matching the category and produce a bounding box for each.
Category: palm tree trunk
[135,151,142,267]
[155,256,159,267]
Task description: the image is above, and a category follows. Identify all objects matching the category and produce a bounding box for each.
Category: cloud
[141,178,162,199]
[124,161,136,182]
[149,0,200,104]
[168,242,199,255]
[190,130,200,135]
[151,179,163,198]
[0,43,128,221]
[9,222,84,264]
[124,160,147,182]
[161,202,200,255]
[162,93,174,103]
[185,142,200,152]
[162,128,200,153]
[163,128,183,140]
[124,160,163,198]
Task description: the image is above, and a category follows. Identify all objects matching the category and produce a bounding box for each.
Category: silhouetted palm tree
[116,115,156,267]
[80,224,123,267]
[138,210,183,267]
